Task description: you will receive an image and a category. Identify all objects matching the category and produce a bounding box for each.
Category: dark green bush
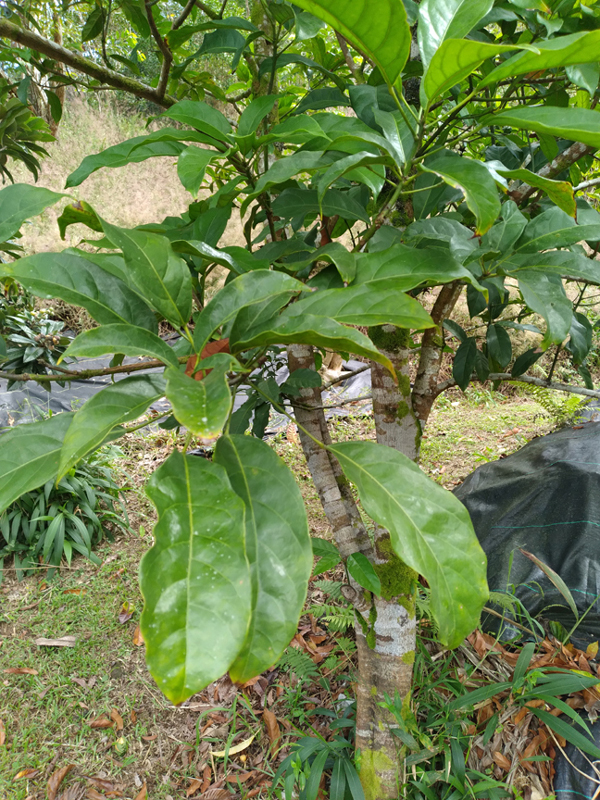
[0,445,130,582]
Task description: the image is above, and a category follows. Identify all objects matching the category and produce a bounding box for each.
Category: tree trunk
[353,326,419,800]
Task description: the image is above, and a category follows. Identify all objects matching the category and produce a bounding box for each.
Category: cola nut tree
[2,0,600,795]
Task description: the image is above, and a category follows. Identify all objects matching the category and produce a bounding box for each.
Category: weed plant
[0,444,130,583]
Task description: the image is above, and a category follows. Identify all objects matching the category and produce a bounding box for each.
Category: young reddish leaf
[110,708,124,731]
[4,667,38,675]
[47,764,75,800]
[186,338,231,380]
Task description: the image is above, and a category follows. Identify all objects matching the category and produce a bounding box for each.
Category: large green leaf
[329,441,488,648]
[499,168,575,218]
[317,152,391,203]
[353,244,480,289]
[230,312,395,375]
[480,30,600,88]
[162,100,233,145]
[101,222,192,328]
[291,0,410,85]
[0,252,158,332]
[140,451,251,704]
[214,435,312,682]
[0,413,74,514]
[177,146,214,196]
[62,324,179,367]
[417,0,493,69]
[165,366,231,440]
[421,153,501,235]
[423,40,534,103]
[272,187,370,223]
[251,151,326,199]
[193,270,307,351]
[490,106,600,151]
[57,374,166,480]
[503,251,600,285]
[288,283,434,329]
[517,270,572,348]
[0,184,65,242]
[511,206,600,253]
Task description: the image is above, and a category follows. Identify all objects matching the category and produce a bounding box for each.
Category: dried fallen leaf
[4,667,38,675]
[71,677,96,690]
[110,708,124,732]
[58,785,86,800]
[211,732,257,757]
[89,715,114,730]
[130,709,137,724]
[141,735,156,742]
[263,709,281,755]
[47,764,75,800]
[187,778,203,797]
[86,790,106,800]
[118,601,134,625]
[134,784,147,800]
[0,719,5,745]
[13,768,39,780]
[587,641,599,660]
[492,751,511,772]
[63,588,87,596]
[85,776,121,793]
[199,789,230,800]
[132,624,144,647]
[35,636,76,648]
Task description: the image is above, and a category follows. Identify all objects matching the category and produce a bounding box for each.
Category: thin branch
[173,0,197,30]
[0,358,178,383]
[0,18,176,108]
[574,176,600,192]
[321,364,370,390]
[335,32,361,82]
[436,372,600,401]
[145,0,173,98]
[194,0,218,19]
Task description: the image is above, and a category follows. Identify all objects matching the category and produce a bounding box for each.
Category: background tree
[1,0,600,796]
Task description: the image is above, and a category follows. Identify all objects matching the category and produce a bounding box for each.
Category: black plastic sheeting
[456,421,600,799]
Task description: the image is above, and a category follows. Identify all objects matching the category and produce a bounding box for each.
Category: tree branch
[145,0,173,98]
[436,372,600,401]
[510,141,598,206]
[575,176,600,193]
[0,357,180,383]
[0,18,176,108]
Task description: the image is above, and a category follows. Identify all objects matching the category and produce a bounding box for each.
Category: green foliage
[0,91,54,182]
[0,304,70,388]
[0,446,129,584]
[522,384,584,428]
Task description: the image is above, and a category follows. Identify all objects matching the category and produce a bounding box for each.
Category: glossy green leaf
[65,135,192,188]
[421,153,501,235]
[62,324,179,367]
[418,0,493,68]
[288,283,434,329]
[193,271,307,351]
[252,151,326,198]
[230,312,395,376]
[353,244,481,290]
[423,40,527,102]
[236,95,277,153]
[487,324,512,369]
[480,30,600,88]
[511,347,542,377]
[346,552,381,595]
[490,106,600,151]
[512,207,600,253]
[165,366,231,440]
[517,270,572,348]
[291,0,410,85]
[567,312,593,365]
[214,435,312,682]
[140,451,251,704]
[57,200,103,240]
[287,242,357,283]
[272,187,370,224]
[503,251,600,285]
[566,63,600,96]
[58,374,166,479]
[0,184,65,242]
[171,240,269,276]
[162,100,233,145]
[329,441,488,648]
[101,221,192,328]
[0,252,158,332]
[453,338,477,391]
[177,146,214,196]
[0,413,74,514]
[499,169,575,217]
[317,152,390,204]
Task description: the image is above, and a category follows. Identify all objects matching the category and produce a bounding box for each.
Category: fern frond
[277,646,319,681]
[313,579,344,600]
